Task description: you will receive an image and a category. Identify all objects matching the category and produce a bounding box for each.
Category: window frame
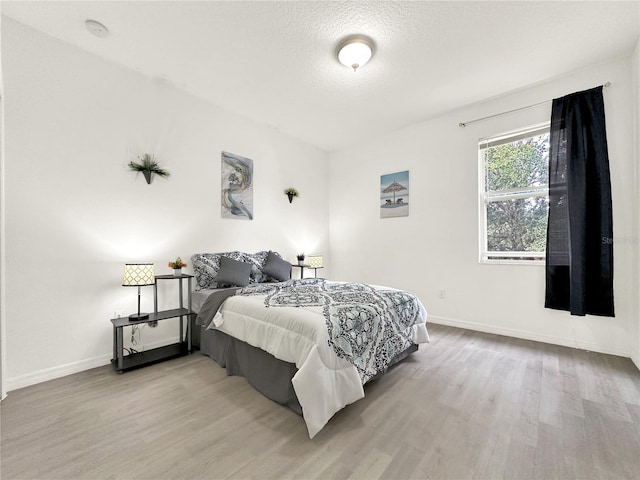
[478,122,550,265]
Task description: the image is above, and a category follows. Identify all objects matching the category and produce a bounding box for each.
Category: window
[479,124,550,263]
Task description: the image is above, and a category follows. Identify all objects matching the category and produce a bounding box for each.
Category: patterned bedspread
[238,278,422,383]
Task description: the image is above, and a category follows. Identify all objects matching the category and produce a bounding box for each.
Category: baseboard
[428,315,631,359]
[6,353,112,392]
[5,338,179,393]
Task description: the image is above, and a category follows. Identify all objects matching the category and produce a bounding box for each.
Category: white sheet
[208,284,429,438]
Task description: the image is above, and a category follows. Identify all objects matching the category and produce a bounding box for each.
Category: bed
[190,251,429,438]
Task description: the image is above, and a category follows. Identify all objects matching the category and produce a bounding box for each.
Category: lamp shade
[336,35,375,71]
[307,255,323,268]
[122,263,155,286]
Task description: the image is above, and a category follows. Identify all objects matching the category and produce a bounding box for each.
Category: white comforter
[208,284,429,438]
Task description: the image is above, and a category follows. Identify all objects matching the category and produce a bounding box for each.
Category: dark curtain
[545,86,614,317]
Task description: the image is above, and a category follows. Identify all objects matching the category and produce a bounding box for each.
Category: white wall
[329,57,638,359]
[633,37,640,370]
[2,19,638,394]
[0,8,6,399]
[2,18,329,390]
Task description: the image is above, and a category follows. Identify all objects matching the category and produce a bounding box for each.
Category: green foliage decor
[285,187,299,203]
[128,154,170,184]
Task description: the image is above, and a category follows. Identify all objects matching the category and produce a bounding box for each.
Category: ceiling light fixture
[336,35,375,72]
[85,19,109,38]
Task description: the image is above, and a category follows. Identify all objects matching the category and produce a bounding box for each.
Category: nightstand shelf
[111,274,194,372]
[292,264,323,279]
[111,343,189,372]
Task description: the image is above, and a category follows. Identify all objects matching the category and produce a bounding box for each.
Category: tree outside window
[480,125,550,262]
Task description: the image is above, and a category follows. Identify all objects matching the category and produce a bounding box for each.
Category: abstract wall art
[221,151,254,220]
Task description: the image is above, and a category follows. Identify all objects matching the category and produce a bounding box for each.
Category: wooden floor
[2,324,639,480]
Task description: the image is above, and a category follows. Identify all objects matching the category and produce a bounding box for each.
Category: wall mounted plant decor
[128,154,170,184]
[285,187,299,203]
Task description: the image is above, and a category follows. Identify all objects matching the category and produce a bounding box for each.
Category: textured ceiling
[2,1,639,151]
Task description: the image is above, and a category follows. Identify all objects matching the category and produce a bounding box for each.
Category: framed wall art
[221,151,254,220]
[380,170,409,218]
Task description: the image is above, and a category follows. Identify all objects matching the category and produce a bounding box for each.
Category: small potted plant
[128,154,170,184]
[285,187,299,203]
[168,257,187,276]
[296,253,305,265]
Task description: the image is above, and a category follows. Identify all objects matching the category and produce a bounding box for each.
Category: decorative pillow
[214,256,252,287]
[243,250,269,284]
[192,250,278,289]
[191,253,224,290]
[261,251,292,282]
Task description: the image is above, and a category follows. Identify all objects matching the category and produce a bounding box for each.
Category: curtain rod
[458,82,611,128]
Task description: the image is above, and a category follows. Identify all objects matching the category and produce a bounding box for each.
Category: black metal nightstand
[292,264,323,279]
[111,274,194,372]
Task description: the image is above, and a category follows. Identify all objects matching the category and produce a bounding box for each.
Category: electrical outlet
[438,290,446,300]
[114,310,124,318]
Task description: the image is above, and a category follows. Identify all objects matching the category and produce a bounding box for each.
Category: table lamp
[307,255,323,268]
[122,263,155,321]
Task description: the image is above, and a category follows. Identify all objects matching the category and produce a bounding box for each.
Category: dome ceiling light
[85,19,109,38]
[336,35,375,72]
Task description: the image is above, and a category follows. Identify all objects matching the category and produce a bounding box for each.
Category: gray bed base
[195,325,302,414]
[192,323,418,416]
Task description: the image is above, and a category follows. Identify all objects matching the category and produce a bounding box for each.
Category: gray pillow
[214,256,252,287]
[261,251,292,282]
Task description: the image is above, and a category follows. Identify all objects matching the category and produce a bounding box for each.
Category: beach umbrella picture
[382,181,407,202]
[380,170,410,218]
